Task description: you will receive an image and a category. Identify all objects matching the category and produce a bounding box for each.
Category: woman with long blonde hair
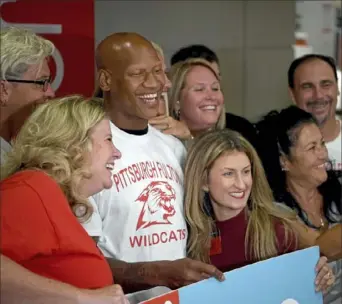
[185,129,334,292]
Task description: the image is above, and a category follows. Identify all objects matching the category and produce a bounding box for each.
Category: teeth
[317,163,325,169]
[106,164,114,170]
[139,93,157,99]
[230,192,244,198]
[202,105,216,110]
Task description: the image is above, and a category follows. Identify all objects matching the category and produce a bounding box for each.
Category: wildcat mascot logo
[135,181,177,230]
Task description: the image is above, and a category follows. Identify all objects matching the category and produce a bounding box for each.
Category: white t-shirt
[82,122,187,263]
[326,119,341,172]
[0,136,12,165]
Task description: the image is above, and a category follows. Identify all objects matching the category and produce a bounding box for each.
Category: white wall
[296,0,337,58]
[95,0,296,121]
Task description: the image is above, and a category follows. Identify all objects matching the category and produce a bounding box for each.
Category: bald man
[82,32,224,302]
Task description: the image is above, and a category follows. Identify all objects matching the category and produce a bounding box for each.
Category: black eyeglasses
[6,77,52,92]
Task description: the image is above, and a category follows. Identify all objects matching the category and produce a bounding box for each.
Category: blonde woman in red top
[0,95,128,303]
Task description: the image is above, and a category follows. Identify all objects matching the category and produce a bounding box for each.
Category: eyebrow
[192,81,220,86]
[303,137,324,148]
[299,81,312,87]
[37,75,51,80]
[300,79,333,87]
[223,165,251,171]
[320,79,333,84]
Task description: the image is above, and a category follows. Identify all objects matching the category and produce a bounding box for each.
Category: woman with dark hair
[257,105,342,304]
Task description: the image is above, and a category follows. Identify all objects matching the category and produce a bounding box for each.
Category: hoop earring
[174,109,180,120]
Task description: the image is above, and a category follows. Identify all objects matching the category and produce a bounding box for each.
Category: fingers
[162,128,177,135]
[314,256,328,287]
[109,284,125,296]
[315,256,327,272]
[149,116,170,131]
[83,284,128,304]
[151,123,169,131]
[148,115,168,124]
[315,264,335,293]
[319,269,335,294]
[190,260,225,282]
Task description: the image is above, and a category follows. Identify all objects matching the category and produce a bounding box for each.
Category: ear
[98,69,112,92]
[0,80,11,107]
[202,173,209,192]
[288,87,296,105]
[202,185,209,192]
[279,154,289,171]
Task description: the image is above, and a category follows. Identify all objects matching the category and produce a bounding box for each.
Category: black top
[225,112,260,154]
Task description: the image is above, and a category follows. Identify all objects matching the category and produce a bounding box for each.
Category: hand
[314,256,335,294]
[79,284,130,304]
[148,116,192,140]
[160,258,225,289]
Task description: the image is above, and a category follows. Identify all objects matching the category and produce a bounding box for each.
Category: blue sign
[143,246,323,304]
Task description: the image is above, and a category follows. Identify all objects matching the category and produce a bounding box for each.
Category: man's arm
[316,224,342,261]
[292,221,342,261]
[106,258,165,293]
[105,257,225,293]
[92,235,166,292]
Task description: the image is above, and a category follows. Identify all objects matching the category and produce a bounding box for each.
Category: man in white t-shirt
[288,54,341,176]
[81,32,224,301]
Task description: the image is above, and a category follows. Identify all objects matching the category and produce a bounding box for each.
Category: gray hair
[1,27,55,80]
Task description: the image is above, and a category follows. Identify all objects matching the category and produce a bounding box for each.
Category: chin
[203,116,220,126]
[103,180,113,190]
[312,174,327,187]
[145,110,159,119]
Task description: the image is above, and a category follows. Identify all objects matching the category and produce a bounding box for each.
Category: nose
[234,174,246,190]
[143,72,160,89]
[204,87,217,100]
[44,84,55,98]
[164,75,172,91]
[112,143,122,160]
[313,86,324,100]
[317,144,328,160]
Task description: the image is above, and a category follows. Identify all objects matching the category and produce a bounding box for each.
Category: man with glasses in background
[0,26,55,163]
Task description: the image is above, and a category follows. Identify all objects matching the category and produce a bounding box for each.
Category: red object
[210,236,222,256]
[142,290,180,304]
[0,170,113,289]
[0,0,95,97]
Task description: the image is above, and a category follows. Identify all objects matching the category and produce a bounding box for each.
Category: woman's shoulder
[2,169,53,186]
[1,170,61,197]
[1,170,69,218]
